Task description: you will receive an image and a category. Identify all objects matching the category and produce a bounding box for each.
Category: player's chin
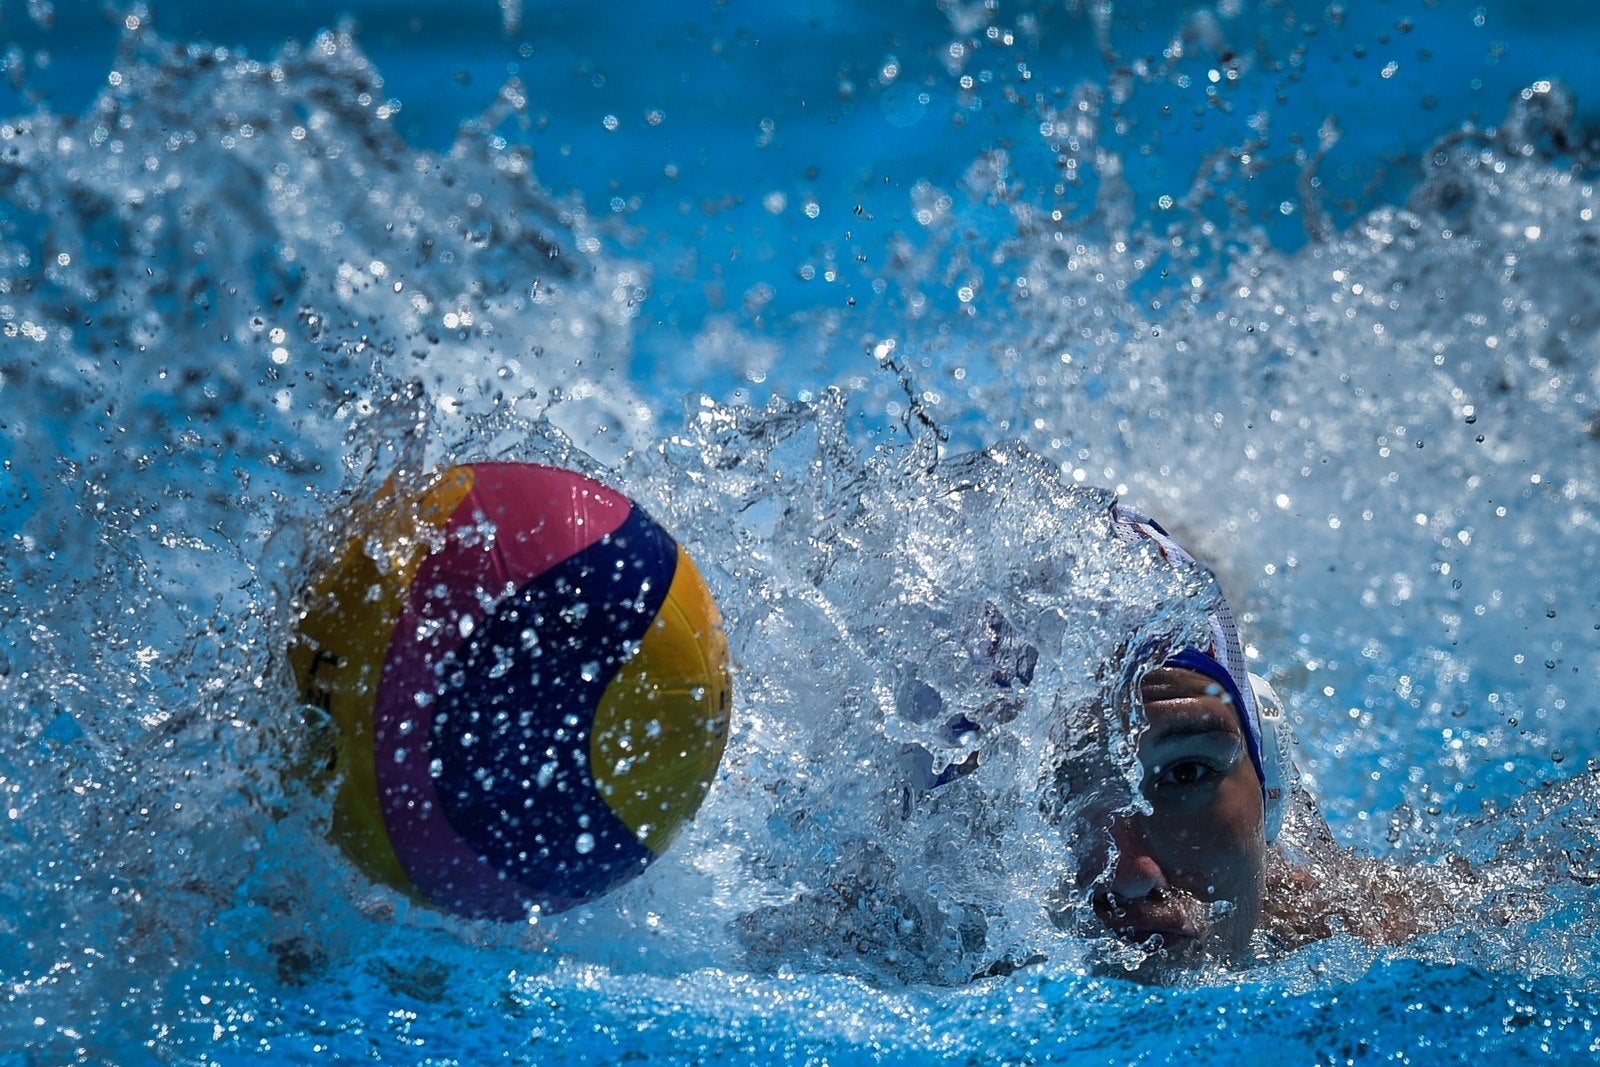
[1124,924,1206,961]
[1085,912,1247,982]
[1086,933,1214,983]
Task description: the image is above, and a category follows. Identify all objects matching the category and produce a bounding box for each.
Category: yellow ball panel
[287,467,477,893]
[589,545,731,855]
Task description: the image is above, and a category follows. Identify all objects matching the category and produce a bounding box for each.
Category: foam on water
[3,4,1600,1063]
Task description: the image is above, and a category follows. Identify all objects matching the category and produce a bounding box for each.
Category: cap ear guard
[1247,673,1293,844]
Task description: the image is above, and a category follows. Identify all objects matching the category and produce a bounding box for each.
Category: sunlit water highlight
[2,1,1599,1062]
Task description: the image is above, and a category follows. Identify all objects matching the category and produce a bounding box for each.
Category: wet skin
[1085,666,1267,963]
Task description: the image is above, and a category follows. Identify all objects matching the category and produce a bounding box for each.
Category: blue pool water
[3,0,1600,1062]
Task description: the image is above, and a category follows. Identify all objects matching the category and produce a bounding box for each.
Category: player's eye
[1151,759,1219,788]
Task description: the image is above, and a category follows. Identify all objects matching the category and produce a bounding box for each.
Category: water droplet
[489,645,514,679]
[575,832,595,854]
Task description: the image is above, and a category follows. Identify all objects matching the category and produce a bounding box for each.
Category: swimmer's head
[1062,506,1295,970]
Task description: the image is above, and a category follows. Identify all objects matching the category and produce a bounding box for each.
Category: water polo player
[873,499,1464,979]
[1067,506,1462,973]
[1073,504,1290,966]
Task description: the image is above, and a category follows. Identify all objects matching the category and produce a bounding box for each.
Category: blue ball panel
[427,503,680,906]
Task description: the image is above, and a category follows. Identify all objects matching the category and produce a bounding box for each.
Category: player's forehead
[1137,666,1245,740]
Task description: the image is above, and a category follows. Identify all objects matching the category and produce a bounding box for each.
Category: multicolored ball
[288,462,731,920]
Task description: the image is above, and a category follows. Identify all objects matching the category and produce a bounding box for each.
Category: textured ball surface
[288,462,731,919]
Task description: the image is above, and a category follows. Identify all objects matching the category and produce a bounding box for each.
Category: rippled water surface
[3,1,1600,1062]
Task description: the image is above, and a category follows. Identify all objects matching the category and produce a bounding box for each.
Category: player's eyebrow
[1142,712,1239,744]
